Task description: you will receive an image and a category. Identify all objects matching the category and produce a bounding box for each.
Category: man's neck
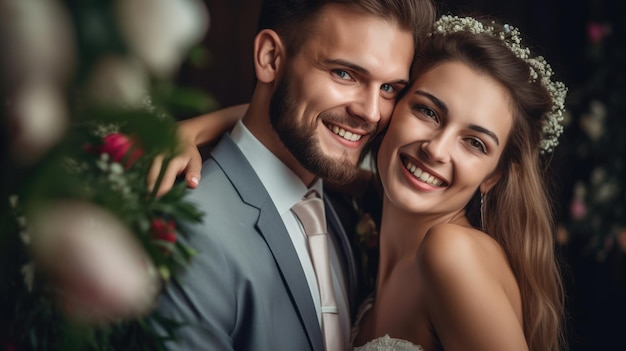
[242,103,317,187]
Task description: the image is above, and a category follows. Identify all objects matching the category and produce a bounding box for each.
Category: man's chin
[306,157,359,184]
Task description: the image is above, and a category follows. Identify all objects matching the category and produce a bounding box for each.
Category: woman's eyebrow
[413,90,448,115]
[469,124,499,145]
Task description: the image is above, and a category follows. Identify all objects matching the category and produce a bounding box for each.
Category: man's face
[270,4,414,183]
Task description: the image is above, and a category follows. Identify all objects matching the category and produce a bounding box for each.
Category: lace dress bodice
[354,334,425,351]
[351,295,425,351]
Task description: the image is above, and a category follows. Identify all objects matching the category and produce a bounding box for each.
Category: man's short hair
[257,0,437,56]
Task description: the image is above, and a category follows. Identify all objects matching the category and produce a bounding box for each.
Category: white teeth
[328,123,363,142]
[404,160,444,186]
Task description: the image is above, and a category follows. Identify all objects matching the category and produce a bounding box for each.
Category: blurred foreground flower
[116,0,210,79]
[0,0,75,163]
[31,200,160,324]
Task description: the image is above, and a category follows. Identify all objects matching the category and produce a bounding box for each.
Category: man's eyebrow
[323,59,409,86]
[323,59,370,74]
[413,90,500,145]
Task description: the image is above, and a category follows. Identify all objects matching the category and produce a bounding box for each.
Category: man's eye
[381,83,395,94]
[333,69,352,80]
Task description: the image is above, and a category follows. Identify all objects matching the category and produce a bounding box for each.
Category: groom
[157,1,434,350]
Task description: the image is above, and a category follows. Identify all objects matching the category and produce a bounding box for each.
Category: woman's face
[378,61,514,217]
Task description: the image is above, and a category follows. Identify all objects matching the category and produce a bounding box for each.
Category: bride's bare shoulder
[414,223,526,349]
[415,223,513,291]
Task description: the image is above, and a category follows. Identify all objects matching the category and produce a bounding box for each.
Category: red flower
[151,218,177,244]
[99,133,144,168]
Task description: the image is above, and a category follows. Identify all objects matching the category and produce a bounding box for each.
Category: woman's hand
[147,140,202,197]
[146,104,248,196]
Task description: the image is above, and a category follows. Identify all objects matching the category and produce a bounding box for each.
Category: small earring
[480,192,485,231]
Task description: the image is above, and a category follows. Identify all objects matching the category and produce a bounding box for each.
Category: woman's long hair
[410,26,566,351]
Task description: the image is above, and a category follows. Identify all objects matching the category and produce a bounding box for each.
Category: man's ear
[253,29,285,83]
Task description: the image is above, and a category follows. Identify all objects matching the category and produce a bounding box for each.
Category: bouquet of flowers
[1,112,203,350]
[0,0,213,349]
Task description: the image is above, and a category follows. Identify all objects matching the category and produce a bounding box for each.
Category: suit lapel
[256,207,324,350]
[212,135,324,351]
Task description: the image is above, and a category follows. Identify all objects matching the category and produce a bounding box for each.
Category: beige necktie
[291,190,344,351]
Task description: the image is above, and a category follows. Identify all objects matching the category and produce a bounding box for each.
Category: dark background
[179,1,626,350]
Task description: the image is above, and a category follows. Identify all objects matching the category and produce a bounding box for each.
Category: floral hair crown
[432,15,567,153]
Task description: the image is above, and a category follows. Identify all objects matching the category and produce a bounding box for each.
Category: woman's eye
[413,105,439,122]
[467,138,487,153]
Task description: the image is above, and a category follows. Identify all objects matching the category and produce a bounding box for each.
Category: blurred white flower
[561,109,573,127]
[10,82,68,164]
[21,261,36,292]
[30,200,160,324]
[0,0,75,164]
[88,55,149,107]
[594,181,619,204]
[0,0,75,84]
[580,100,607,141]
[590,167,607,186]
[116,0,210,79]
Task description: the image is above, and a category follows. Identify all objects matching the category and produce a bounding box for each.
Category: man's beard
[269,74,362,184]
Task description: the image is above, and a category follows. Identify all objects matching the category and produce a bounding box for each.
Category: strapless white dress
[354,334,425,351]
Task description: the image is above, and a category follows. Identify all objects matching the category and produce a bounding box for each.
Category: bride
[150,15,567,351]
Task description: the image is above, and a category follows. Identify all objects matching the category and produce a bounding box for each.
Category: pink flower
[588,22,611,45]
[99,133,144,168]
[570,197,587,220]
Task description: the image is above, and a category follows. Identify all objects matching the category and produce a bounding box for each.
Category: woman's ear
[479,168,502,194]
[253,29,284,83]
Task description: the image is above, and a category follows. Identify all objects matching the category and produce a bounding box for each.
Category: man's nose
[347,86,381,124]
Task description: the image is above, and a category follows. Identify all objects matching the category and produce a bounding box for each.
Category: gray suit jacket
[157,134,357,351]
